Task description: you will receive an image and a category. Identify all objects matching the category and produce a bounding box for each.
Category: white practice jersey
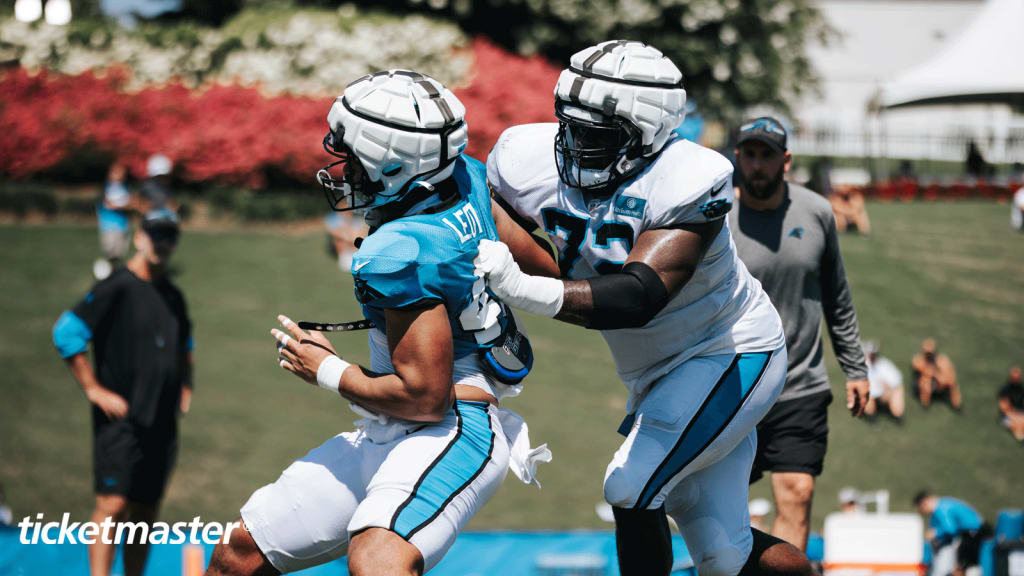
[488,123,784,402]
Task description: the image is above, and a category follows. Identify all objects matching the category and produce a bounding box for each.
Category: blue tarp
[0,526,696,576]
[0,524,836,575]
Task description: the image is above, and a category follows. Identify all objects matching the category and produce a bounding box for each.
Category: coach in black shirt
[53,209,192,576]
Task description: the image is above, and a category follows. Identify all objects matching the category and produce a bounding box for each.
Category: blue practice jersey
[931,497,983,543]
[351,156,502,361]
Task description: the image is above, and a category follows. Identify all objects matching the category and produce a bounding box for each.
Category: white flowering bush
[0,4,471,94]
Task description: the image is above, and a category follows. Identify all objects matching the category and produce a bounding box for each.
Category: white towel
[497,408,552,488]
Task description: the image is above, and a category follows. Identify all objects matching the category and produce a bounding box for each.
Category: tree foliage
[345,0,832,120]
[62,0,831,119]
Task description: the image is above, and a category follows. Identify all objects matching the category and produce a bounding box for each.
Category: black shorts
[750,390,832,483]
[94,420,177,504]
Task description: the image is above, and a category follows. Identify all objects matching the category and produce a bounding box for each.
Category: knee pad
[696,543,748,576]
[603,468,640,509]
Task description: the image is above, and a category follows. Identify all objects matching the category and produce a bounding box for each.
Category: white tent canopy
[882,0,1024,109]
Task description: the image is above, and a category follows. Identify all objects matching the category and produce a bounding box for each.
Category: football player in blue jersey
[205,70,547,576]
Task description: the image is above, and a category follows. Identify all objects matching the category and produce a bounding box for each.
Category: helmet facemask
[554,100,643,192]
[316,131,389,212]
[552,41,688,193]
[316,72,466,218]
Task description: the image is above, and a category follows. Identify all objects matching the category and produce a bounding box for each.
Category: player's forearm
[182,353,193,389]
[822,227,868,380]
[336,364,453,422]
[553,280,594,327]
[66,353,103,396]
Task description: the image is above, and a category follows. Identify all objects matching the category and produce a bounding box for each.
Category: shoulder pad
[642,140,735,227]
[487,123,559,194]
[351,229,441,309]
[648,140,733,204]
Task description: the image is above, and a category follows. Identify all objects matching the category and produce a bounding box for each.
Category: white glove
[473,239,564,317]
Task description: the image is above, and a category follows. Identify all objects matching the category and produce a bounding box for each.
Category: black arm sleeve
[586,262,669,330]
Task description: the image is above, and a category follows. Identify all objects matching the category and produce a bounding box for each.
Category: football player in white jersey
[477,41,812,576]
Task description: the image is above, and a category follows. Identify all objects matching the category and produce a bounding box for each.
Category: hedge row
[0,37,560,188]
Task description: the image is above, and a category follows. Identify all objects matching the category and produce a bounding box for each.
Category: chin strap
[298,319,375,332]
[369,174,460,225]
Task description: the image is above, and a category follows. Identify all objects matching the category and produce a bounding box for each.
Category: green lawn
[1,201,1021,534]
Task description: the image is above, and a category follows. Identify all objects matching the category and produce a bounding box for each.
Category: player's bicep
[626,220,723,298]
[490,198,560,278]
[385,302,455,410]
[490,187,537,234]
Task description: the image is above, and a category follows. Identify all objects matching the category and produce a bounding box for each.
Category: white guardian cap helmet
[317,70,468,216]
[553,40,687,192]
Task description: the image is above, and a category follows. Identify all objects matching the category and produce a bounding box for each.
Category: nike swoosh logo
[711,181,726,196]
[353,261,370,271]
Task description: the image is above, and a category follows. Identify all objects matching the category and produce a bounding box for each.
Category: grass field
[1,201,1021,535]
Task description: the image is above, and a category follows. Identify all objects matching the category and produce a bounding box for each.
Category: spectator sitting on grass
[998,366,1024,441]
[830,184,871,235]
[912,339,961,410]
[914,491,988,576]
[864,340,905,420]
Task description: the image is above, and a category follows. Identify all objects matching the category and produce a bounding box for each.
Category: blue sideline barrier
[0,527,697,576]
[0,525,835,575]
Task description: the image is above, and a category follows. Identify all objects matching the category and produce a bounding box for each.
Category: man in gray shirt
[728,117,870,551]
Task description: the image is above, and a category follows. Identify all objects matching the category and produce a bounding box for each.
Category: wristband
[316,355,350,393]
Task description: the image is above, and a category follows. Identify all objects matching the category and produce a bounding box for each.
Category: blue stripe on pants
[635,351,773,509]
[391,401,494,539]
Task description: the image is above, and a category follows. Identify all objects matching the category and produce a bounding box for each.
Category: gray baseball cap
[737,116,787,153]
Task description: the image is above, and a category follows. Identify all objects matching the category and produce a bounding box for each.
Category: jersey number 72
[541,208,634,277]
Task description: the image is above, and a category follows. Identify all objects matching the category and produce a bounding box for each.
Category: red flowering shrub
[0,38,558,188]
[0,68,332,187]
